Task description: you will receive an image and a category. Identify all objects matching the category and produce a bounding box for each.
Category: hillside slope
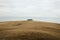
[0,21,60,40]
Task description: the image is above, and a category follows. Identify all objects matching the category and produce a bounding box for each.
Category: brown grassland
[0,21,60,40]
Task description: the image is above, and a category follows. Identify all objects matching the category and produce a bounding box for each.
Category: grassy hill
[0,21,60,40]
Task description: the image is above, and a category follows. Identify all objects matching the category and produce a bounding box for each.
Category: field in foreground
[0,21,60,40]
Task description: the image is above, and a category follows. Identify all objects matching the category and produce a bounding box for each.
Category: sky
[0,0,60,17]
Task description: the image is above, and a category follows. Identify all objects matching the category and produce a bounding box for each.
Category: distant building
[27,19,33,21]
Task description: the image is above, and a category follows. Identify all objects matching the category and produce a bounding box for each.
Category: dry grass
[0,21,60,40]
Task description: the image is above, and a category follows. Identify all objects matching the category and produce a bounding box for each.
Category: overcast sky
[0,0,60,17]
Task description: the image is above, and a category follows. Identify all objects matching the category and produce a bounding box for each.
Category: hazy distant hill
[0,17,60,23]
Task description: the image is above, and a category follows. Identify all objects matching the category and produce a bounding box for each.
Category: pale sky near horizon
[0,0,60,17]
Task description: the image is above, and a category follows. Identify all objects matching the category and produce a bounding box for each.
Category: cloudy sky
[0,0,60,17]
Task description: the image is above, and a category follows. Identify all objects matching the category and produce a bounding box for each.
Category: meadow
[0,21,60,40]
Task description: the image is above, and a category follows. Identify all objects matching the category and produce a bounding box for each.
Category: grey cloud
[0,0,60,17]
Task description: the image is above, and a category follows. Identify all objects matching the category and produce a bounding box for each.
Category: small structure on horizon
[27,19,33,21]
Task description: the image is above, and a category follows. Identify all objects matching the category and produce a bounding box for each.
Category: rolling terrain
[0,21,60,40]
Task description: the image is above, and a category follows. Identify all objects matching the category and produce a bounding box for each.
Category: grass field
[0,21,60,40]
